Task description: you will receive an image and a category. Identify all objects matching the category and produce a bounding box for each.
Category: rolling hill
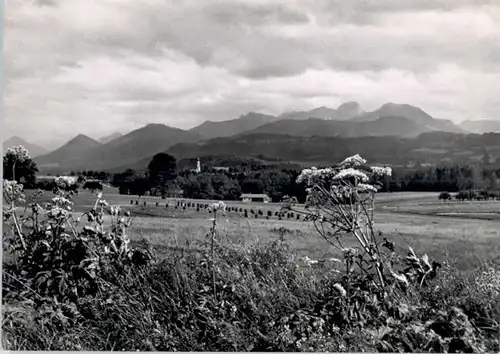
[459,120,500,134]
[3,136,48,157]
[35,124,202,173]
[163,132,500,168]
[189,112,277,140]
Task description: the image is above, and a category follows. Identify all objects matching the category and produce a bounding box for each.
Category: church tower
[196,158,201,173]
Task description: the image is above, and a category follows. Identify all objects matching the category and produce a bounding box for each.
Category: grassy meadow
[24,188,500,271]
[4,187,500,351]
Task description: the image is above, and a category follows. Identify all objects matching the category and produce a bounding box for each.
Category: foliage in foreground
[2,149,500,352]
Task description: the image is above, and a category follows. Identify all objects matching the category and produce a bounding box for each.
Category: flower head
[333,168,369,182]
[339,154,367,168]
[54,176,77,189]
[3,180,26,205]
[5,146,31,163]
[208,201,226,213]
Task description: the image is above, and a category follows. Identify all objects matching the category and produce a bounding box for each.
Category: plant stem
[211,211,217,300]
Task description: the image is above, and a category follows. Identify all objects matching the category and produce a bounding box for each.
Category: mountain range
[34,124,201,173]
[98,132,123,144]
[189,112,277,140]
[23,102,499,174]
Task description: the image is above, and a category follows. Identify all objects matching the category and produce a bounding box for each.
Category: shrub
[438,192,452,201]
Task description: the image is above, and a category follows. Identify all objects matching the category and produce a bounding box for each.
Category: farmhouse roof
[240,193,269,198]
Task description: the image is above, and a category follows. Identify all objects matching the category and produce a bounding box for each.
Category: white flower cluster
[208,201,226,213]
[296,166,337,186]
[339,154,367,168]
[5,145,31,163]
[370,166,392,177]
[297,155,388,197]
[98,199,109,207]
[47,206,71,221]
[330,185,353,199]
[332,168,369,182]
[301,256,319,267]
[54,176,77,189]
[3,180,26,204]
[357,183,378,193]
[52,196,74,211]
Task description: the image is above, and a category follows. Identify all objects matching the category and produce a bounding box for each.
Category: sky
[5,0,500,149]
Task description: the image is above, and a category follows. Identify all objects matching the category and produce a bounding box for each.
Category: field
[6,188,500,351]
[26,189,500,271]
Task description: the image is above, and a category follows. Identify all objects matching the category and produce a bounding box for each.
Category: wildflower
[301,256,318,267]
[208,201,226,213]
[339,154,367,168]
[333,283,347,297]
[51,196,74,210]
[3,180,26,205]
[357,183,378,193]
[54,176,77,189]
[98,199,109,207]
[47,206,70,221]
[333,168,369,182]
[97,192,103,199]
[5,145,31,163]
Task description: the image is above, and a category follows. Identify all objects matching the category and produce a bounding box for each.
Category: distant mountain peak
[238,112,275,120]
[337,101,364,119]
[3,136,49,157]
[69,134,101,145]
[144,123,167,128]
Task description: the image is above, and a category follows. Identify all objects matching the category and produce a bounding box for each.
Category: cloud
[5,0,500,148]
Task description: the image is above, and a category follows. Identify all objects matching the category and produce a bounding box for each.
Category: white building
[240,193,271,203]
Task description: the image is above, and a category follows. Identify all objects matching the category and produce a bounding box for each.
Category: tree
[438,192,452,201]
[82,180,103,193]
[148,153,177,191]
[3,146,38,188]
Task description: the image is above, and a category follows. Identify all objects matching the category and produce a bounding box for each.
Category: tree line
[389,165,500,192]
[110,154,500,201]
[4,150,500,199]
